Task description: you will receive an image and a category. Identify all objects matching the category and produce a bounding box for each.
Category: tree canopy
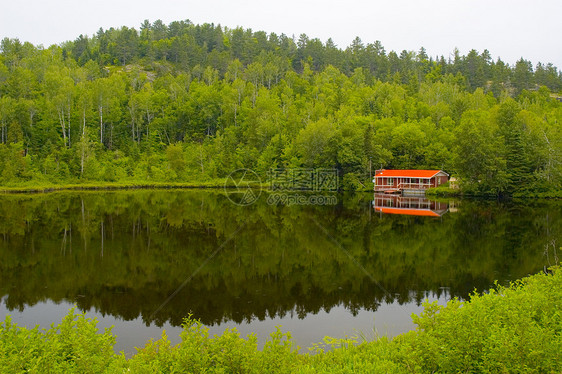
[1,20,561,194]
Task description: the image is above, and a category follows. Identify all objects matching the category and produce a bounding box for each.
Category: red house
[373,170,449,193]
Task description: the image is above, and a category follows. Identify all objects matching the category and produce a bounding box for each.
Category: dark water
[0,190,559,355]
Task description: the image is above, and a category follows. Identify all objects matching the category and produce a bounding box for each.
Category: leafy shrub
[0,309,123,373]
[398,268,562,373]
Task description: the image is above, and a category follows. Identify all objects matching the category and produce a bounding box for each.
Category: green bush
[127,319,300,373]
[425,185,460,197]
[1,268,560,373]
[399,269,562,373]
[0,309,124,373]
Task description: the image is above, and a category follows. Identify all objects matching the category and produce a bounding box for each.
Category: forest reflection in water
[0,190,559,352]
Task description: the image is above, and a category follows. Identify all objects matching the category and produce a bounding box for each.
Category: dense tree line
[0,20,561,194]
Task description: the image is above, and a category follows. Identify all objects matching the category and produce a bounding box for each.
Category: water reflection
[0,191,559,352]
[372,194,449,217]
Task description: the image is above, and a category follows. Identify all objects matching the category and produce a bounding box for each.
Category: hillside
[0,19,561,194]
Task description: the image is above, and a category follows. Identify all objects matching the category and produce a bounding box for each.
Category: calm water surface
[0,190,559,355]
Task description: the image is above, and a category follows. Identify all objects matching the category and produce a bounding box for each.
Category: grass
[0,177,267,194]
[1,267,560,373]
[0,179,230,194]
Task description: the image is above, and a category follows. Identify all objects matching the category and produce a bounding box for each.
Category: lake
[0,190,559,355]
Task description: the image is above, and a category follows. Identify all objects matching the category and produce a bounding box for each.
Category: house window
[388,178,393,185]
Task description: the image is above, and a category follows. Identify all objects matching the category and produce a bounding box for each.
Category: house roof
[374,170,448,179]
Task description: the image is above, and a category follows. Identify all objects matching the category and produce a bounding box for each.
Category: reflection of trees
[0,191,557,326]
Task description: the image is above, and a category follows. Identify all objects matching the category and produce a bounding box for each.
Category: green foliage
[0,309,123,373]
[0,142,30,185]
[403,268,562,373]
[425,185,460,197]
[453,110,509,194]
[0,21,561,194]
[165,142,186,177]
[296,118,336,167]
[126,317,292,373]
[341,172,367,191]
[1,268,560,373]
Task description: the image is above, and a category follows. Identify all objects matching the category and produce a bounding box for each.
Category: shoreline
[0,181,229,194]
[0,182,560,199]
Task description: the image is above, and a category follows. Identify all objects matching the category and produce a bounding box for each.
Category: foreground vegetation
[1,267,560,373]
[1,20,562,195]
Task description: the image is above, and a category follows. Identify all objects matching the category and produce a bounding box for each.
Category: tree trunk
[82,108,86,136]
[199,144,204,174]
[99,104,104,144]
[109,123,114,150]
[58,109,67,147]
[129,107,135,143]
[67,103,71,147]
[80,141,85,177]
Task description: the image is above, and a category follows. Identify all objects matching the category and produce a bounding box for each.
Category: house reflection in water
[372,194,449,217]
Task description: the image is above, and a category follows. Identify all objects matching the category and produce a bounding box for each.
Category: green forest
[1,19,561,195]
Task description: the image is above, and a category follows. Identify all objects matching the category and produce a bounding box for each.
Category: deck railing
[374,182,433,191]
[399,182,432,190]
